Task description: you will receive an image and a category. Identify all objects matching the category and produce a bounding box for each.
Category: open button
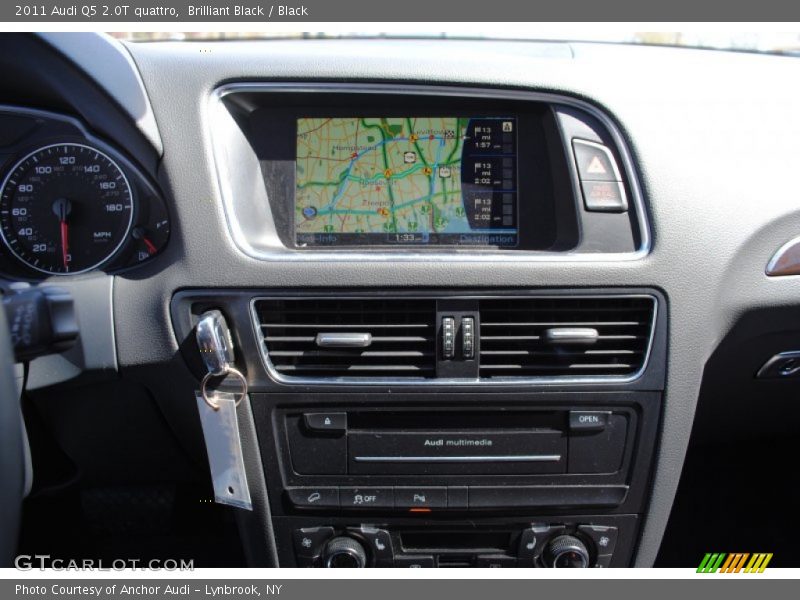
[569,411,609,432]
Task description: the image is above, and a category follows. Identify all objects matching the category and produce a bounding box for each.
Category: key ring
[201,367,248,411]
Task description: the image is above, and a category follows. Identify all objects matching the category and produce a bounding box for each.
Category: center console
[261,396,658,568]
[168,84,663,568]
[172,288,666,569]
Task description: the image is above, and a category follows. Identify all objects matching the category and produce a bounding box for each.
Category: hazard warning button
[572,139,620,182]
[572,139,627,212]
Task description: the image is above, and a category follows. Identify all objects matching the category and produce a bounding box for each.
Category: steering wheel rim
[0,308,23,566]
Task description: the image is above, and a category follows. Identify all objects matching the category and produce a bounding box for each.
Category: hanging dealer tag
[195,391,252,511]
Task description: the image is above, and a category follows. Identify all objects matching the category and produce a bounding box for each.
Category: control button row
[287,485,627,510]
[287,486,468,509]
[572,139,628,212]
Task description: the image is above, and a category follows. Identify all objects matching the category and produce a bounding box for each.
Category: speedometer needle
[52,197,72,271]
[60,219,69,271]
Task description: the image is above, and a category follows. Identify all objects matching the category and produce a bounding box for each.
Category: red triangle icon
[587,155,607,175]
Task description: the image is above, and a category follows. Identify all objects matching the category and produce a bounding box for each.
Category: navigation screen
[295,117,518,247]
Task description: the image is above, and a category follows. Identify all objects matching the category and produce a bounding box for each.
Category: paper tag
[195,391,253,511]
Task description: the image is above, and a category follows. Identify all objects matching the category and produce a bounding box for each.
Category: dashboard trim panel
[35,33,164,156]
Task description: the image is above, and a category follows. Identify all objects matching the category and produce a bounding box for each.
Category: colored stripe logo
[697,553,773,573]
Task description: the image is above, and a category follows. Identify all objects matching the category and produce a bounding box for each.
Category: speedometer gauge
[0,143,134,275]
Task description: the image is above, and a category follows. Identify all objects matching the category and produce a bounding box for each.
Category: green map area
[295,117,469,237]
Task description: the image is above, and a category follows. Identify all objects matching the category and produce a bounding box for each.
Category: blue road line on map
[322,134,446,213]
[319,137,454,219]
[421,137,446,212]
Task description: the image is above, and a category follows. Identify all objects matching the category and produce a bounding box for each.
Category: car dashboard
[2,32,800,569]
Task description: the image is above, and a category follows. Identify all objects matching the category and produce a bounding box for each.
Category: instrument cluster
[0,107,169,278]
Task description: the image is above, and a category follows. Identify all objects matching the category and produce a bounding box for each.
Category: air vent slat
[260,323,430,329]
[481,335,542,341]
[266,336,432,342]
[481,321,643,327]
[481,349,641,356]
[255,298,437,379]
[479,308,649,314]
[270,350,433,358]
[272,364,434,373]
[478,296,655,378]
[480,363,634,371]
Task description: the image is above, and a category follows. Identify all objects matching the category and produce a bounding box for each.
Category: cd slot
[348,411,563,430]
[349,430,566,475]
[352,456,561,463]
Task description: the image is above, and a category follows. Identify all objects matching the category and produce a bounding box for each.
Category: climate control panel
[292,523,619,568]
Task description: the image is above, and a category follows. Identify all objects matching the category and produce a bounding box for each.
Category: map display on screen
[295,117,518,246]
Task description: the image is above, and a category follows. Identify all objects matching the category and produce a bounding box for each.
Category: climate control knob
[323,536,368,568]
[543,535,590,568]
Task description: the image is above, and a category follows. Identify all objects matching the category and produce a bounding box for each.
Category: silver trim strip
[316,332,373,348]
[249,293,658,386]
[353,455,562,463]
[766,235,800,276]
[207,82,651,263]
[544,327,599,344]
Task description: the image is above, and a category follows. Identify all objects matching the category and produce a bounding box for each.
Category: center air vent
[254,298,436,379]
[478,296,656,378]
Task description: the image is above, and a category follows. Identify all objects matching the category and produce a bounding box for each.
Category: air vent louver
[478,296,655,378]
[255,298,437,379]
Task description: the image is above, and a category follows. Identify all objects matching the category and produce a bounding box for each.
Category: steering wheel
[0,308,23,565]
